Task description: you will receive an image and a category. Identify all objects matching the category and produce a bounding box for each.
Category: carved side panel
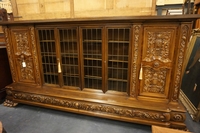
[131,25,142,97]
[3,27,17,82]
[172,24,191,101]
[30,27,41,85]
[140,26,177,98]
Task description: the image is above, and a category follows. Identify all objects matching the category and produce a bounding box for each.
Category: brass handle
[57,58,62,73]
[139,64,143,80]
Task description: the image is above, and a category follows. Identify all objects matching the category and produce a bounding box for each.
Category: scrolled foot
[3,99,18,107]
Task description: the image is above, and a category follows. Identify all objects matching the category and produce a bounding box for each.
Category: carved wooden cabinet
[1,15,199,129]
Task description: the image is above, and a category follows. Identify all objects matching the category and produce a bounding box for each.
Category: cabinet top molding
[0,15,200,25]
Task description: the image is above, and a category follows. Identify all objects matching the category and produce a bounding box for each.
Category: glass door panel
[107,28,130,92]
[59,28,80,87]
[38,29,58,85]
[82,28,102,90]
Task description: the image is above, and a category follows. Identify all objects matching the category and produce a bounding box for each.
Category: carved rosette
[9,90,170,122]
[170,112,185,122]
[144,31,171,62]
[172,25,189,101]
[14,31,34,81]
[143,67,167,93]
[30,27,41,85]
[3,27,17,82]
[131,25,141,97]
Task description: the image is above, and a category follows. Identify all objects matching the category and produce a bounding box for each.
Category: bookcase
[1,15,199,129]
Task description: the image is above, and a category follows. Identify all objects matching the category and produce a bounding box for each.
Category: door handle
[57,58,62,73]
[139,64,143,80]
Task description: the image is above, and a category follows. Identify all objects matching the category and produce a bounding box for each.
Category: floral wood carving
[131,25,141,97]
[30,27,41,85]
[143,67,167,93]
[3,27,17,82]
[14,32,31,57]
[144,31,172,63]
[14,31,34,81]
[172,25,189,101]
[8,90,170,122]
[19,58,34,80]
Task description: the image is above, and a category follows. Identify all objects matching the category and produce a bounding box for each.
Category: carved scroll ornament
[170,112,185,122]
[7,89,170,122]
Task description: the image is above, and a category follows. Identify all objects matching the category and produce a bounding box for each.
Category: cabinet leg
[3,99,18,107]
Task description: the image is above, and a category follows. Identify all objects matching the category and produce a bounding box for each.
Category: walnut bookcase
[1,15,199,129]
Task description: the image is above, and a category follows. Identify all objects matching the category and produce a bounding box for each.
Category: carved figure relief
[144,31,172,62]
[143,67,167,93]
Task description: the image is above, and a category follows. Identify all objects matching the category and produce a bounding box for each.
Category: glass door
[81,28,103,90]
[59,28,80,87]
[38,29,58,85]
[106,28,131,93]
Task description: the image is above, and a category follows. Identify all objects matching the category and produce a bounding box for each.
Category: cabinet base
[5,83,187,129]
